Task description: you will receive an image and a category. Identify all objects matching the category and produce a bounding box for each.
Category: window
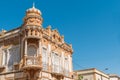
[27,45,37,56]
[8,48,14,71]
[64,57,69,76]
[14,46,20,63]
[2,49,8,66]
[2,45,20,71]
[8,45,20,71]
[0,44,3,66]
[52,52,61,73]
[42,47,48,71]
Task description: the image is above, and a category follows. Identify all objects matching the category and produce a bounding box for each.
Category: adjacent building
[109,74,120,80]
[74,68,109,80]
[0,4,73,80]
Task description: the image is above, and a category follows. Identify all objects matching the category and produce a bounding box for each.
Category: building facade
[109,74,120,80]
[0,5,73,80]
[74,68,109,80]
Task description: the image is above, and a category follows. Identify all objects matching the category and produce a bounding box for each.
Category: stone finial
[61,35,64,43]
[2,29,7,33]
[61,35,64,38]
[0,29,7,36]
[69,44,72,48]
[46,25,51,29]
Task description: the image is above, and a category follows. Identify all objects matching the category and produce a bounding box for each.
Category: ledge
[14,63,19,70]
[22,65,42,71]
[0,66,5,69]
[51,72,64,79]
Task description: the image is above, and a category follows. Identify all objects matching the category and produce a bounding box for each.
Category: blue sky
[0,0,120,75]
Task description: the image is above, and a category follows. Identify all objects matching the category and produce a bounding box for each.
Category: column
[68,55,72,72]
[2,52,5,66]
[70,55,73,72]
[0,47,2,66]
[68,55,73,78]
[6,49,9,71]
[21,39,23,59]
[24,39,27,65]
[38,39,42,66]
[62,52,64,74]
[25,39,27,56]
[0,52,1,65]
[48,44,51,71]
[38,39,41,55]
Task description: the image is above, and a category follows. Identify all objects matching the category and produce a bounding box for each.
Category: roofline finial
[33,2,35,8]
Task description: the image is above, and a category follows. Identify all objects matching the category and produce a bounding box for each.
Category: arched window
[27,45,37,56]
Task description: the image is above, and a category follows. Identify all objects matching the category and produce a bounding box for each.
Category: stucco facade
[0,5,73,80]
[74,68,109,80]
[109,74,120,80]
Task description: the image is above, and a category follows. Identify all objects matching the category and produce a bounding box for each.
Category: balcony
[22,56,42,71]
[51,65,65,79]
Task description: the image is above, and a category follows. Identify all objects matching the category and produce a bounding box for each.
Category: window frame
[42,46,48,71]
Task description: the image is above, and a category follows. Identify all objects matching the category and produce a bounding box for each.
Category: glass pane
[42,48,48,71]
[27,45,37,56]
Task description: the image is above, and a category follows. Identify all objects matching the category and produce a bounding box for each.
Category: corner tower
[0,3,73,80]
[21,4,43,38]
[23,3,43,27]
[20,4,43,80]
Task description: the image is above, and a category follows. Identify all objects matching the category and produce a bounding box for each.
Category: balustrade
[22,56,42,70]
[52,64,70,77]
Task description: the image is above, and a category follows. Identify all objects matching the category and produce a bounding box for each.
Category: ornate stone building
[0,5,73,80]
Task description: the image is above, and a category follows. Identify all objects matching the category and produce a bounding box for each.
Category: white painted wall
[82,74,94,80]
[95,74,109,80]
[110,77,119,80]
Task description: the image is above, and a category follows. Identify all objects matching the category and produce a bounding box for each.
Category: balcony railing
[52,65,70,77]
[23,56,42,70]
[42,62,48,71]
[26,56,40,65]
